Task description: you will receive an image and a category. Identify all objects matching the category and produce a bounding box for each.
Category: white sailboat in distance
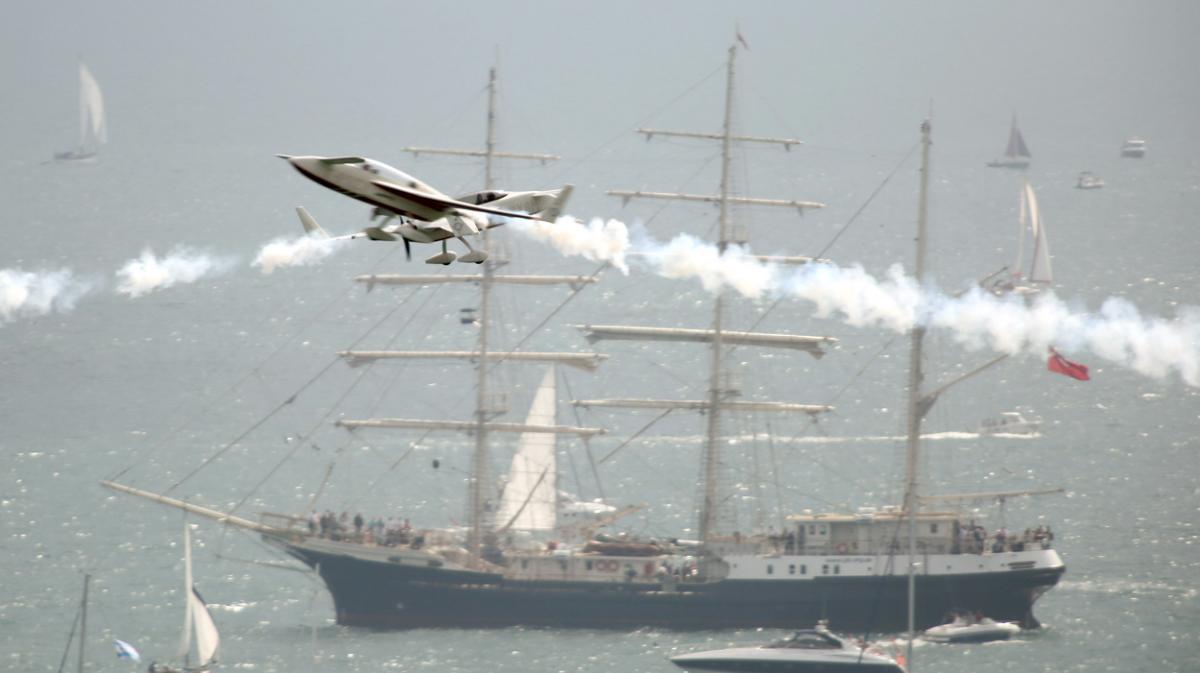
[55,60,107,162]
[494,367,620,545]
[495,368,560,533]
[985,180,1052,296]
[148,526,220,673]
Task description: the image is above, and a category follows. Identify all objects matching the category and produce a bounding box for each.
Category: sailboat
[56,575,94,673]
[56,574,142,673]
[495,368,562,535]
[495,367,618,544]
[55,60,107,162]
[986,114,1030,169]
[983,180,1052,296]
[103,46,1064,633]
[149,526,220,673]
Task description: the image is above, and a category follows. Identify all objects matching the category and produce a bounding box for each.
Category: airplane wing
[371,180,544,222]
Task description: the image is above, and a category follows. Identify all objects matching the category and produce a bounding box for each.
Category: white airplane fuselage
[284,156,485,239]
[281,154,571,265]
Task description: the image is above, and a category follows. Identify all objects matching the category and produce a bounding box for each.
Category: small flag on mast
[1047,347,1090,381]
[736,25,750,50]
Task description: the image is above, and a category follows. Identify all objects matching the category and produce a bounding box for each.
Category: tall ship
[106,42,1064,632]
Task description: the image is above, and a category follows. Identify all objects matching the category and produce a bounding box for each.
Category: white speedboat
[922,614,1021,644]
[978,411,1040,436]
[1075,172,1104,189]
[1121,137,1146,158]
[671,625,904,673]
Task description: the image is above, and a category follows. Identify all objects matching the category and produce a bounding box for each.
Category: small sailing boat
[494,368,561,535]
[493,367,621,552]
[56,574,93,673]
[149,527,220,673]
[984,180,1051,296]
[57,574,142,673]
[54,60,107,162]
[986,114,1031,169]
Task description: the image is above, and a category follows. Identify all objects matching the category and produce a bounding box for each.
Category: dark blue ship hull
[275,538,1063,631]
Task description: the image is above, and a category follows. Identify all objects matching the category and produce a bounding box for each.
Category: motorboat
[1075,172,1104,189]
[922,613,1021,644]
[1121,137,1146,158]
[670,624,904,673]
[978,411,1040,436]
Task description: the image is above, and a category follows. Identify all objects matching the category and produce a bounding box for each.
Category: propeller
[403,238,411,261]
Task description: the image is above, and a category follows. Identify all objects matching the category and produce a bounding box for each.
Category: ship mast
[701,43,737,543]
[593,38,831,550]
[339,64,597,568]
[903,117,933,665]
[77,573,89,673]
[470,65,499,567]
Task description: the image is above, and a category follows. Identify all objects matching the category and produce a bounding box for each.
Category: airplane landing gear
[456,236,488,264]
[425,240,457,265]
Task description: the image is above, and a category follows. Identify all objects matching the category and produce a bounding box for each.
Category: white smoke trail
[507,216,630,273]
[0,268,93,323]
[511,216,1200,387]
[253,235,347,274]
[115,247,234,297]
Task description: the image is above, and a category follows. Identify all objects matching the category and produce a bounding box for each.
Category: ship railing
[790,536,1053,556]
[259,512,310,538]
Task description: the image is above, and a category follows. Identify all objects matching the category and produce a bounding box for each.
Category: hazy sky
[4,1,1198,163]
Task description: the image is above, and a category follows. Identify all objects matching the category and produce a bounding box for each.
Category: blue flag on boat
[114,639,141,662]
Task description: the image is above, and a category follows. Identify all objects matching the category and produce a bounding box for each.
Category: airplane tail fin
[541,184,574,222]
[296,207,330,238]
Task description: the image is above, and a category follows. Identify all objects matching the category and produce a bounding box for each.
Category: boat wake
[1059,579,1198,599]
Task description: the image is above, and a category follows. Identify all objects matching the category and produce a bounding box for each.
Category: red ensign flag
[1047,348,1090,381]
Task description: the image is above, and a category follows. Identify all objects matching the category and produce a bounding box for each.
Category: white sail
[78,62,106,152]
[1012,182,1028,279]
[1025,183,1052,284]
[177,526,194,661]
[177,525,220,668]
[1004,115,1030,158]
[495,368,558,532]
[189,586,220,667]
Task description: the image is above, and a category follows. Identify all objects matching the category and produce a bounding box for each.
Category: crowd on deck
[953,522,1054,554]
[765,521,1055,556]
[307,510,424,548]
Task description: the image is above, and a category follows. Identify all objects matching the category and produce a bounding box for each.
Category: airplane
[278,155,571,264]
